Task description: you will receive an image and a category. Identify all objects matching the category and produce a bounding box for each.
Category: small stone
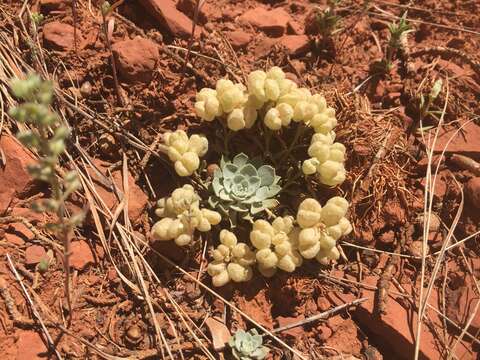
[316,325,332,341]
[465,177,480,208]
[138,0,201,39]
[80,81,92,98]
[227,30,252,50]
[205,317,231,351]
[317,297,331,312]
[254,37,276,58]
[112,37,160,83]
[240,7,291,37]
[25,245,48,266]
[43,21,81,51]
[70,240,94,271]
[0,136,36,213]
[176,0,210,24]
[40,0,68,13]
[279,35,310,56]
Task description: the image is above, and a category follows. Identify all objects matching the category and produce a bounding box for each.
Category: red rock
[176,0,211,24]
[15,330,48,360]
[204,317,231,351]
[344,276,472,359]
[138,0,201,39]
[280,35,310,56]
[25,245,47,266]
[236,286,273,329]
[6,222,34,245]
[428,121,480,159]
[11,207,44,224]
[254,37,276,58]
[227,30,252,50]
[325,319,362,356]
[465,177,480,208]
[317,297,331,312]
[70,240,94,271]
[240,7,291,37]
[287,20,304,35]
[420,175,447,200]
[112,37,160,83]
[276,315,305,338]
[316,325,332,341]
[0,136,35,213]
[89,159,148,223]
[40,0,68,12]
[43,21,81,51]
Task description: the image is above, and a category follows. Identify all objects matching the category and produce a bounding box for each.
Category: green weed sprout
[315,1,342,40]
[31,12,44,26]
[229,329,269,360]
[9,74,83,323]
[413,79,443,135]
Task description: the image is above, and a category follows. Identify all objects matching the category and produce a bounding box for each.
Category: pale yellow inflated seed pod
[265,78,280,101]
[302,158,320,175]
[256,248,278,268]
[317,160,345,186]
[277,254,296,273]
[253,219,275,236]
[151,218,174,240]
[201,209,221,226]
[196,217,212,232]
[339,217,353,235]
[319,233,336,250]
[227,108,246,131]
[297,198,322,228]
[308,142,330,163]
[276,103,294,126]
[264,108,282,130]
[175,233,192,246]
[220,229,237,247]
[298,228,321,259]
[188,134,209,156]
[212,270,230,287]
[322,197,349,226]
[275,241,292,257]
[266,66,285,81]
[250,230,271,249]
[227,262,251,282]
[278,78,297,96]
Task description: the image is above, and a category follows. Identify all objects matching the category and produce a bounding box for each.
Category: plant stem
[278,123,306,163]
[101,12,123,106]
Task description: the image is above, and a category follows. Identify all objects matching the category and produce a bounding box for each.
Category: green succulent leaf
[257,165,275,186]
[233,153,249,167]
[209,153,282,222]
[229,329,268,360]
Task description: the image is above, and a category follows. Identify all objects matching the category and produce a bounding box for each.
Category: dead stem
[101,11,123,106]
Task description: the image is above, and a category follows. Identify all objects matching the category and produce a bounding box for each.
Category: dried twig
[272,298,368,333]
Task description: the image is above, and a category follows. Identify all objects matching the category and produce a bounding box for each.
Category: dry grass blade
[6,254,64,360]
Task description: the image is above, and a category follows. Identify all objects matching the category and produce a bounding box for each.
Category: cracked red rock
[70,240,95,271]
[43,21,82,51]
[240,7,291,37]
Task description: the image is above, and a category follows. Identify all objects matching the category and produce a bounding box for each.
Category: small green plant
[9,74,83,323]
[371,13,412,75]
[315,1,342,40]
[31,12,44,26]
[208,153,281,223]
[228,329,269,360]
[410,79,443,136]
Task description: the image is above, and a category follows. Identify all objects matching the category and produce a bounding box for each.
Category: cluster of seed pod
[151,185,221,246]
[163,130,208,176]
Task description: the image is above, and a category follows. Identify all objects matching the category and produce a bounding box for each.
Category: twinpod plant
[9,74,84,321]
[229,329,269,360]
[150,66,352,287]
[208,153,281,223]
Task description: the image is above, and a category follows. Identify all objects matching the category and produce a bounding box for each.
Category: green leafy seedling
[229,329,269,360]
